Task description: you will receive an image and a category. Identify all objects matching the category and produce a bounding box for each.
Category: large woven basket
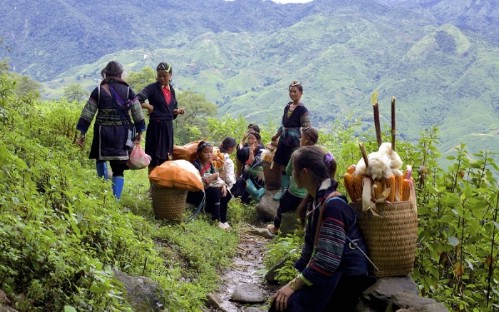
[352,200,418,277]
[150,185,187,222]
[263,161,281,190]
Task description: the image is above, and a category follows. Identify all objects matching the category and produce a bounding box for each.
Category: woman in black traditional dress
[76,60,146,199]
[271,80,311,201]
[138,62,185,171]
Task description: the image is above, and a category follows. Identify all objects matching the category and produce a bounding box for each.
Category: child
[192,141,227,230]
[268,127,319,235]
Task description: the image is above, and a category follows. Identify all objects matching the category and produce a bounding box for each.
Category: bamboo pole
[373,102,382,148]
[391,96,396,151]
[371,90,382,147]
[359,142,369,169]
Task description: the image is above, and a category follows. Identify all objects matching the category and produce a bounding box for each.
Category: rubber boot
[273,174,290,201]
[246,179,265,201]
[96,161,109,180]
[112,176,125,200]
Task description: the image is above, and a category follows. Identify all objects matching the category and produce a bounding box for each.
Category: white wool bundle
[354,158,367,176]
[366,151,392,180]
[378,142,403,171]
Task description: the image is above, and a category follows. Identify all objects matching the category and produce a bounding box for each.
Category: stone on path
[248,226,275,239]
[230,283,267,303]
[244,307,266,312]
[206,293,226,311]
[255,190,278,221]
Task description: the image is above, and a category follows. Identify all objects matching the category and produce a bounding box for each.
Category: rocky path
[205,225,279,312]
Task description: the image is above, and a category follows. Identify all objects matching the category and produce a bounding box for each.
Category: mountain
[1,0,498,161]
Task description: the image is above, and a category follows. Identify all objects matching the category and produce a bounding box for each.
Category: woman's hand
[134,133,142,143]
[221,184,227,197]
[141,103,154,114]
[205,172,219,184]
[271,284,295,311]
[173,108,185,115]
[76,135,85,148]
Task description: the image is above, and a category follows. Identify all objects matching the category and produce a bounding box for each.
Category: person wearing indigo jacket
[138,62,184,171]
[76,60,146,200]
[269,146,375,312]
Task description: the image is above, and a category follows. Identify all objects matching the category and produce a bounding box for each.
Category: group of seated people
[186,124,266,230]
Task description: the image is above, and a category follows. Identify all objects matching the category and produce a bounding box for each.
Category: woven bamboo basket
[262,161,281,190]
[150,185,188,222]
[351,200,418,277]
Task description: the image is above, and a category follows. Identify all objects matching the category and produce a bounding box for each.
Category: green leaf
[64,306,77,312]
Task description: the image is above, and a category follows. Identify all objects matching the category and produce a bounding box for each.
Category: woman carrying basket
[269,146,375,312]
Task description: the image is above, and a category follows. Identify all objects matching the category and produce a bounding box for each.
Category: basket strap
[313,191,341,247]
[315,192,380,272]
[185,192,206,222]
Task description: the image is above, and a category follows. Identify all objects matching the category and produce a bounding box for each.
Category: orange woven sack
[172,140,201,163]
[149,159,204,192]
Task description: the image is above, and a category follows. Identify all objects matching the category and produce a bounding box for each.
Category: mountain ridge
[1,0,498,161]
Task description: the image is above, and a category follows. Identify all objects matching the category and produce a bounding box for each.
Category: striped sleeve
[300,201,347,286]
[307,216,345,274]
[76,89,98,133]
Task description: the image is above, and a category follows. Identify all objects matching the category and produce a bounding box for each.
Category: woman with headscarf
[138,62,185,171]
[76,60,146,199]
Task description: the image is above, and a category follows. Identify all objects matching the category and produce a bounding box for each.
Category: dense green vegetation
[264,116,499,311]
[0,66,258,311]
[1,61,498,311]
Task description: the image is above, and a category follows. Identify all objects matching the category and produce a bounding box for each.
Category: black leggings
[274,190,303,228]
[187,187,223,222]
[109,160,128,177]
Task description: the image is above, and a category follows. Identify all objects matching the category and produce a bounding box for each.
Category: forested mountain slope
[1,0,497,159]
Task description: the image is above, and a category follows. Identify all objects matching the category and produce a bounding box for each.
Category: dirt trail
[208,225,278,312]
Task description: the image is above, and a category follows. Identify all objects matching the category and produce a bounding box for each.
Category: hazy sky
[272,0,313,3]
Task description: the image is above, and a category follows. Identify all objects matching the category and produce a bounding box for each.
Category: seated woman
[236,131,265,203]
[235,123,261,176]
[218,137,246,230]
[187,141,227,229]
[269,146,375,311]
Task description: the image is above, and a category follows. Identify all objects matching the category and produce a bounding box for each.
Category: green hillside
[41,11,498,164]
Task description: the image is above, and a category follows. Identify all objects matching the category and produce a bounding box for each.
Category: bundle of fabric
[172,140,201,163]
[149,159,203,191]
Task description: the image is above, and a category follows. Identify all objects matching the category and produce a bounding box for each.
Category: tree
[174,90,218,144]
[127,67,155,92]
[63,83,87,103]
[11,74,41,99]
